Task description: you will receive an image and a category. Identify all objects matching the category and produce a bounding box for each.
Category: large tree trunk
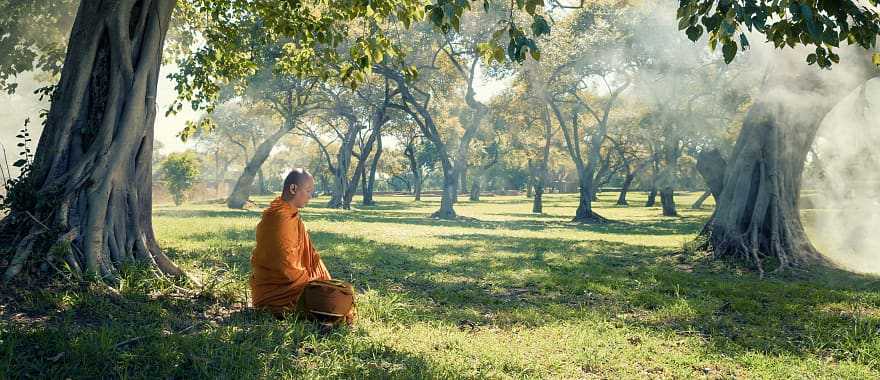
[0,0,182,282]
[227,126,289,209]
[702,69,874,272]
[704,101,824,273]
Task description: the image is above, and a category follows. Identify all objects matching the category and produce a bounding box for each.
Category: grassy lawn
[2,191,880,378]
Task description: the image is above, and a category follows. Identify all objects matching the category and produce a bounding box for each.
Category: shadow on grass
[168,222,880,369]
[321,229,880,367]
[0,282,450,379]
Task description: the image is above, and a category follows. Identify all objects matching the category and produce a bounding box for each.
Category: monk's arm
[274,218,309,284]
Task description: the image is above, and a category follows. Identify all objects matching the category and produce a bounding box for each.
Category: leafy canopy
[677,0,880,68]
[170,0,552,117]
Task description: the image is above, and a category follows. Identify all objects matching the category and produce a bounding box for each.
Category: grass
[2,191,880,378]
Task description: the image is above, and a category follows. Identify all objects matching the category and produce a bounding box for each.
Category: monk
[250,168,353,322]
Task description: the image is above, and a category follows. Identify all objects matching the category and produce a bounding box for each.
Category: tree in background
[160,151,200,206]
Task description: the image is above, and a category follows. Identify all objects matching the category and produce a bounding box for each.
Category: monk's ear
[289,183,297,195]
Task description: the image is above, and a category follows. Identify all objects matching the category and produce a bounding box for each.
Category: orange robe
[250,197,331,314]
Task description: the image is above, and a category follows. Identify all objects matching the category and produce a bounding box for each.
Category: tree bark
[363,132,382,206]
[645,151,660,207]
[533,107,553,213]
[0,0,182,282]
[696,148,727,202]
[378,65,457,218]
[660,188,677,216]
[691,190,711,209]
[645,188,657,207]
[469,178,480,201]
[550,103,608,223]
[702,71,875,272]
[327,120,360,209]
[227,125,289,209]
[403,144,422,201]
[616,169,636,206]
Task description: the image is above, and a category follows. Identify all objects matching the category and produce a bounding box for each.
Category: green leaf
[829,52,840,64]
[685,25,703,41]
[429,7,443,26]
[806,53,817,65]
[739,33,749,49]
[531,16,550,37]
[12,159,27,167]
[722,40,737,63]
[800,4,821,41]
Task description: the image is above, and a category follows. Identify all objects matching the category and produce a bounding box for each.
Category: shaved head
[282,168,314,201]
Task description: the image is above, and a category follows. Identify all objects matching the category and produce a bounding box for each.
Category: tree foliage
[161,151,201,206]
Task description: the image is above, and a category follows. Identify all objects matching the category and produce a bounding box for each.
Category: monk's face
[289,176,315,208]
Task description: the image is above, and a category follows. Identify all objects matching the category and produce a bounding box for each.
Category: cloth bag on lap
[301,279,356,325]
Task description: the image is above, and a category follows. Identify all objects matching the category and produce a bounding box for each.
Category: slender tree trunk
[533,108,553,213]
[0,0,182,282]
[378,65,456,218]
[591,154,611,202]
[645,189,657,207]
[363,129,382,206]
[460,166,468,196]
[526,158,534,198]
[645,153,660,207]
[345,104,386,208]
[257,168,266,194]
[328,123,359,209]
[434,169,457,219]
[691,190,711,209]
[532,185,544,213]
[660,188,677,216]
[413,172,422,201]
[227,126,289,209]
[404,145,422,201]
[617,169,636,206]
[469,178,480,201]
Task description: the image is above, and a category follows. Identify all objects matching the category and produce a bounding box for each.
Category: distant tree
[161,152,201,206]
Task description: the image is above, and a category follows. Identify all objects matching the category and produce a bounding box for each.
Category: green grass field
[2,192,880,378]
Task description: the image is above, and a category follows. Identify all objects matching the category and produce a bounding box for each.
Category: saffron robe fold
[250,197,331,313]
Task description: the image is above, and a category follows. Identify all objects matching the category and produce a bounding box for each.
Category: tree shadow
[179,225,880,367]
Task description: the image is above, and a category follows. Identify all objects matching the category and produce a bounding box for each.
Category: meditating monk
[250,168,354,324]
